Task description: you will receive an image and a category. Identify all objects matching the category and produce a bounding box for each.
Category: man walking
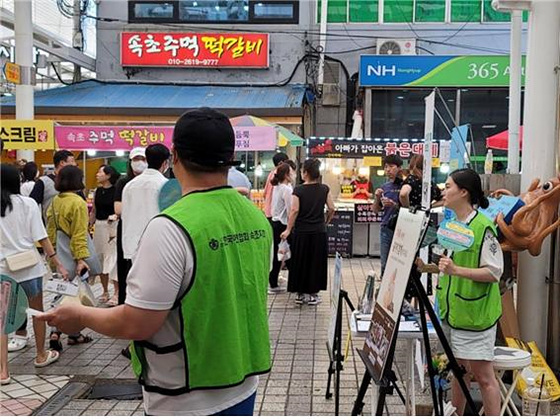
[373,154,403,275]
[39,108,273,416]
[121,144,170,261]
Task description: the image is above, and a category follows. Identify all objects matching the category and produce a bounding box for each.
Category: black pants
[269,220,287,289]
[116,220,133,305]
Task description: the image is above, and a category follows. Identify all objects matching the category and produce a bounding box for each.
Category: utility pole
[517,0,560,351]
[72,0,82,82]
[14,0,34,162]
[507,10,522,174]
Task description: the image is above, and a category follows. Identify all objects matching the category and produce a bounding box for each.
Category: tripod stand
[325,289,355,415]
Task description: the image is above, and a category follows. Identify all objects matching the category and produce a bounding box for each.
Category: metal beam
[0,7,96,71]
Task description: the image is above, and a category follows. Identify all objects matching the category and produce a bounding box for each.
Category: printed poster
[327,253,343,360]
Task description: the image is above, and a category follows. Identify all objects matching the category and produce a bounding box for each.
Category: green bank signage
[359,55,526,87]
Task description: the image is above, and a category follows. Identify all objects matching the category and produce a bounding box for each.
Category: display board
[361,209,426,382]
[327,211,353,257]
[354,203,383,224]
[327,253,343,360]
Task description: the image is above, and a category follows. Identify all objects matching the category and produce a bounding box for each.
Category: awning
[486,127,524,150]
[0,80,307,117]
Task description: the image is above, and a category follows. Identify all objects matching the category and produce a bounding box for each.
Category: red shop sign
[121,32,269,68]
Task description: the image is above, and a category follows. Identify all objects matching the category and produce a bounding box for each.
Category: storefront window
[349,0,378,23]
[451,0,481,22]
[383,0,413,23]
[482,0,509,22]
[132,2,174,19]
[415,0,446,22]
[317,0,347,23]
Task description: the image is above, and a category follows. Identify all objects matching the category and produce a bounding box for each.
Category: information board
[327,211,353,257]
[327,253,343,360]
[354,203,383,224]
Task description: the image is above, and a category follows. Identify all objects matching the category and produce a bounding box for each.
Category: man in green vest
[39,108,273,415]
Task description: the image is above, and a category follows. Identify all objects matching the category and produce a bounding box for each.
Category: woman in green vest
[437,168,503,416]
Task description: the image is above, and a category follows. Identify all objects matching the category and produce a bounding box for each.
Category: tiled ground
[2,257,558,415]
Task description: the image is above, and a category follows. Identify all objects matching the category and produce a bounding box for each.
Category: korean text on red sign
[121,32,269,68]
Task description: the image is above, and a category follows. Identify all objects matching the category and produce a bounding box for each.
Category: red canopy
[486,126,524,150]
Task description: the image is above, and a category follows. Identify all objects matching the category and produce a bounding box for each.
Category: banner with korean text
[1,120,55,150]
[55,125,276,151]
[121,32,269,68]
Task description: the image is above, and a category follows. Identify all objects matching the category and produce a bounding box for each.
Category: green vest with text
[130,187,272,392]
[436,211,502,331]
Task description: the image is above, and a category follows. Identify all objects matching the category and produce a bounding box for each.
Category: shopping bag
[58,276,97,308]
[505,337,560,401]
[277,239,291,262]
[56,230,102,277]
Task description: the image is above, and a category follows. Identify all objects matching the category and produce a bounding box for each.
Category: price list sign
[327,211,353,257]
[354,203,383,224]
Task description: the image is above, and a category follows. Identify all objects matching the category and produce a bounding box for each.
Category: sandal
[34,350,60,367]
[49,331,63,352]
[0,376,11,385]
[98,292,110,304]
[67,334,93,346]
[106,296,118,307]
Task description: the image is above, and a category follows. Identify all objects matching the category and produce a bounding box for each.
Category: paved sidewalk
[5,257,556,416]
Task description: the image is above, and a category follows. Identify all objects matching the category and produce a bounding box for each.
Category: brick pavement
[2,257,558,416]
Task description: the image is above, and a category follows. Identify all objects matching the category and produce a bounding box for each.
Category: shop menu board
[354,203,383,224]
[327,211,353,257]
[361,209,426,382]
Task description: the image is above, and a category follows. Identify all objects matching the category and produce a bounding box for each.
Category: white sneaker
[268,286,286,295]
[307,294,322,306]
[8,335,28,352]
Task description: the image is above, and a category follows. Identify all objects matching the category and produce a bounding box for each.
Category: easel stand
[325,289,355,415]
[351,272,479,416]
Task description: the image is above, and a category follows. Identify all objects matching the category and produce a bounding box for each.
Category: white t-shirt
[271,183,293,225]
[20,180,35,197]
[461,210,504,281]
[121,169,168,260]
[0,195,47,282]
[125,217,258,415]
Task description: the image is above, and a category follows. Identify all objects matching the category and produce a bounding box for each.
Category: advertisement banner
[308,137,447,163]
[359,55,526,87]
[0,120,55,150]
[55,125,276,151]
[362,209,426,381]
[121,32,269,68]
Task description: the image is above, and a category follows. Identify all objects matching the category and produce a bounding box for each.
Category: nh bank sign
[359,55,526,88]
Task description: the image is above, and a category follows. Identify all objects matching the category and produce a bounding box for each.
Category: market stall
[307,136,450,257]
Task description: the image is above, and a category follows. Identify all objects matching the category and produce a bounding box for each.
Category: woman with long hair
[47,165,93,347]
[20,161,39,197]
[1,164,68,384]
[268,161,296,294]
[437,168,503,415]
[281,159,335,305]
[399,154,442,209]
[90,165,121,306]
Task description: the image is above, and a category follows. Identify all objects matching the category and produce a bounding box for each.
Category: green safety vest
[436,211,502,331]
[130,186,272,394]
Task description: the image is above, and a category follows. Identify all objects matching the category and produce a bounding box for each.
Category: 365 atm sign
[359,55,526,87]
[121,32,269,68]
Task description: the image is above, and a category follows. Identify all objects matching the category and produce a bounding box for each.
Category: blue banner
[360,56,453,87]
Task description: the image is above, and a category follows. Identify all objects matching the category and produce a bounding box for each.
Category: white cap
[129,147,146,159]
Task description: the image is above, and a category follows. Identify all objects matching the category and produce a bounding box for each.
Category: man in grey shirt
[228,166,252,198]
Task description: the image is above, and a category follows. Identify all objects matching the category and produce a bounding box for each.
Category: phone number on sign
[168,58,220,66]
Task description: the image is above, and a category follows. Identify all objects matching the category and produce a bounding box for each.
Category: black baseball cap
[172,108,241,167]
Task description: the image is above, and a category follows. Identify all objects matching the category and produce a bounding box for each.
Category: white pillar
[317,0,328,87]
[15,0,34,161]
[517,0,560,350]
[507,10,522,174]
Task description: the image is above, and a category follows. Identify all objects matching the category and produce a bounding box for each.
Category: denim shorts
[20,276,43,299]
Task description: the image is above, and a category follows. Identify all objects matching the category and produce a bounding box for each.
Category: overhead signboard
[121,32,269,68]
[55,125,276,151]
[308,137,447,167]
[359,55,526,87]
[0,120,55,150]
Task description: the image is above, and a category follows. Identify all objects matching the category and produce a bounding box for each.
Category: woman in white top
[0,164,68,384]
[268,161,295,294]
[20,161,39,197]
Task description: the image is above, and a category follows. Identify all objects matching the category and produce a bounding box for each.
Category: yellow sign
[0,120,55,150]
[363,156,382,166]
[432,157,440,168]
[4,62,21,84]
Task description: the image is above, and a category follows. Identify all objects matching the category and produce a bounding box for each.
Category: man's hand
[36,304,85,334]
[438,255,457,275]
[381,197,396,208]
[375,188,383,199]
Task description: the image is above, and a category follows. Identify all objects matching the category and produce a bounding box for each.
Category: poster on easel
[327,253,343,360]
[361,208,427,382]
